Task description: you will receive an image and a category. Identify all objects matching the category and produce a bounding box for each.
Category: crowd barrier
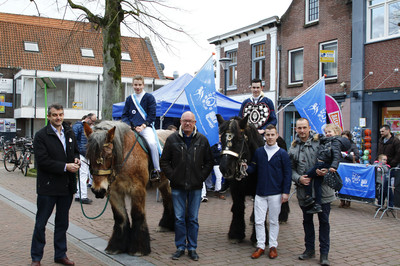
[376,167,400,219]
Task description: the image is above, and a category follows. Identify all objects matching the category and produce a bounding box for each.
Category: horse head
[217,114,264,180]
[84,122,117,199]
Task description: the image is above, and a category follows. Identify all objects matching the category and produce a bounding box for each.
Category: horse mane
[86,120,132,169]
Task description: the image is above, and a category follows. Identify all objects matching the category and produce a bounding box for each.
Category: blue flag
[293,78,326,134]
[184,56,219,146]
[337,163,376,199]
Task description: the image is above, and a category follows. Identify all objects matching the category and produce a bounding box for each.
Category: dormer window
[121,52,132,61]
[80,48,94,58]
[24,41,39,52]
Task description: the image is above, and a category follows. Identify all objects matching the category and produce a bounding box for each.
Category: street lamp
[219,57,232,95]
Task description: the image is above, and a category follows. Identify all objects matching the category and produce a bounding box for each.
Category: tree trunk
[101,0,123,120]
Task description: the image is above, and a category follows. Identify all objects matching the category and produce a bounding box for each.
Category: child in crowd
[373,154,394,208]
[304,124,350,214]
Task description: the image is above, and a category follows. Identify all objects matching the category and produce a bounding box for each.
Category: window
[288,48,304,84]
[80,48,94,58]
[306,0,319,24]
[252,43,265,81]
[121,52,131,61]
[226,50,237,88]
[24,41,39,52]
[367,0,400,41]
[320,40,338,79]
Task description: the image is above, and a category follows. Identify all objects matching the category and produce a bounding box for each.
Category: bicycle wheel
[4,152,17,172]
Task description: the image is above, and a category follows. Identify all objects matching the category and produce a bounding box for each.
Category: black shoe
[172,249,185,260]
[304,196,315,207]
[206,186,215,192]
[74,198,80,202]
[320,253,330,266]
[201,197,208,203]
[307,204,322,214]
[188,250,199,261]
[150,170,161,182]
[219,183,229,194]
[80,198,93,204]
[299,250,315,260]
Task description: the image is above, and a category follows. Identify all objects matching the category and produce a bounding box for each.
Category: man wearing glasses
[160,111,213,261]
[72,113,97,204]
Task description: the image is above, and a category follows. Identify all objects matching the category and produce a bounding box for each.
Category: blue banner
[184,56,219,146]
[293,78,326,134]
[337,163,376,199]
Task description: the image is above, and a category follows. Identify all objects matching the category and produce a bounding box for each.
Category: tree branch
[67,0,103,26]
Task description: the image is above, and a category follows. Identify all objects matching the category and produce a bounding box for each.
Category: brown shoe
[339,200,345,208]
[269,247,278,259]
[54,257,75,265]
[251,248,264,259]
[31,261,41,266]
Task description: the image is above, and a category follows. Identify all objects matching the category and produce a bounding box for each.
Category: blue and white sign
[293,78,326,134]
[337,163,376,199]
[184,56,219,146]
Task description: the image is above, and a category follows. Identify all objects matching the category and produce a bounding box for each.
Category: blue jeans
[31,194,73,261]
[301,203,331,254]
[171,189,202,251]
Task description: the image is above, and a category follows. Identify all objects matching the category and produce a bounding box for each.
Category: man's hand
[257,129,265,135]
[316,168,328,176]
[135,124,146,133]
[74,158,81,166]
[66,163,80,173]
[281,193,289,203]
[299,175,311,185]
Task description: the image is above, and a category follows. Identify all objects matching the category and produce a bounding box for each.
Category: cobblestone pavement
[1,167,400,265]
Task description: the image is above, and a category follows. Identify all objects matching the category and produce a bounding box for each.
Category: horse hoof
[156,226,170,232]
[105,249,122,255]
[129,252,144,257]
[229,239,243,244]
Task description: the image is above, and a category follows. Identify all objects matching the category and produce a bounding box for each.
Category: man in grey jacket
[288,118,334,266]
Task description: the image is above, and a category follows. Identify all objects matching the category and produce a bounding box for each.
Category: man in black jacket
[30,104,80,266]
[377,124,400,167]
[160,111,213,261]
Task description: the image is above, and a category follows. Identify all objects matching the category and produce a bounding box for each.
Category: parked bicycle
[3,137,34,176]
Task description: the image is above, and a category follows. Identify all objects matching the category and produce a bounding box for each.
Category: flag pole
[159,54,214,129]
[276,76,325,115]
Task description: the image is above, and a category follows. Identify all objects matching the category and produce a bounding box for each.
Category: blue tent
[112,73,241,120]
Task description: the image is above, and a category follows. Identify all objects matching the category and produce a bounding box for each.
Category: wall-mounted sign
[0,119,16,132]
[0,79,13,94]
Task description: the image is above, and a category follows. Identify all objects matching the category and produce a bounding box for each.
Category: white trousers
[254,194,282,250]
[139,127,160,171]
[76,155,90,199]
[213,165,223,191]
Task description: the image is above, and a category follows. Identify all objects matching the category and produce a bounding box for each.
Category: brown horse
[83,121,174,256]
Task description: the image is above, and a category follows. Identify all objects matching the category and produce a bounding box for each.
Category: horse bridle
[221,129,249,181]
[91,137,139,190]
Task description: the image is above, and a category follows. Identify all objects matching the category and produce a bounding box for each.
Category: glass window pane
[22,78,35,107]
[36,78,67,108]
[308,0,319,21]
[290,50,303,83]
[68,79,98,109]
[321,42,337,78]
[369,0,385,6]
[389,2,400,36]
[371,6,385,39]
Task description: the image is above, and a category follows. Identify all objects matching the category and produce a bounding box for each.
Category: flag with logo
[337,163,376,199]
[293,77,326,134]
[184,56,219,146]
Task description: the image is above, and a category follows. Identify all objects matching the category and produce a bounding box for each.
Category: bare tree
[61,0,184,119]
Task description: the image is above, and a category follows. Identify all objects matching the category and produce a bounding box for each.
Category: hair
[341,130,353,141]
[380,124,391,132]
[81,115,87,120]
[251,78,262,85]
[325,123,341,135]
[265,124,277,131]
[87,113,96,119]
[378,154,387,160]
[133,75,144,83]
[167,125,177,131]
[47,103,63,115]
[295,117,309,126]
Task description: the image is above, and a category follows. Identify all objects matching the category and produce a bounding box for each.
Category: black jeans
[300,203,331,254]
[31,194,73,261]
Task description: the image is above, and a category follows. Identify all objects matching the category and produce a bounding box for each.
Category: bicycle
[3,138,33,175]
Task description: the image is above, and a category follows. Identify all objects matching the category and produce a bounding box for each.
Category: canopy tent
[112,73,241,120]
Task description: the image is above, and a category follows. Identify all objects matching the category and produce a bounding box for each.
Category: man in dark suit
[30,104,80,266]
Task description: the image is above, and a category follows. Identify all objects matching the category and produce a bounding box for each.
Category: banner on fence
[337,163,376,199]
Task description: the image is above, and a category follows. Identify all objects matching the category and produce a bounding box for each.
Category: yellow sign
[320,50,335,63]
[0,95,4,113]
[72,102,83,109]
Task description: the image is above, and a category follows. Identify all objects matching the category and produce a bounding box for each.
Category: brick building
[0,12,167,138]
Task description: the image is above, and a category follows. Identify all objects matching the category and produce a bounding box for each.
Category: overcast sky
[0,0,292,77]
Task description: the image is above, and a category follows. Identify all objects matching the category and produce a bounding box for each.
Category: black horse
[217,115,290,244]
